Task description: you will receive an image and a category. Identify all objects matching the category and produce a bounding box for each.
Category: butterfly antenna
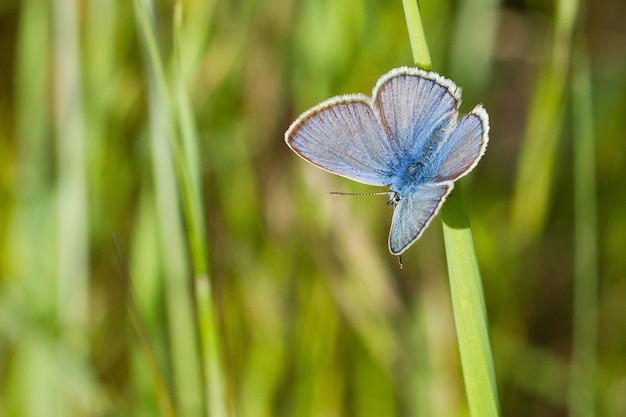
[329,191,390,197]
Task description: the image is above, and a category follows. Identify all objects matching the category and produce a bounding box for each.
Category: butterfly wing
[388,183,453,255]
[285,94,396,186]
[430,105,489,182]
[372,67,461,160]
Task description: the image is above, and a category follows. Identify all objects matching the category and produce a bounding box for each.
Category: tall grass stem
[441,187,501,417]
[53,0,89,351]
[174,4,228,417]
[510,0,579,246]
[401,0,432,70]
[402,2,501,416]
[134,1,206,415]
[569,45,598,417]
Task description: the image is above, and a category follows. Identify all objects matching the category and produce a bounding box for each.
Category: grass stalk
[11,2,55,414]
[50,1,91,414]
[441,186,501,417]
[134,1,205,415]
[401,0,432,71]
[402,2,500,416]
[135,1,228,416]
[116,240,178,417]
[510,0,579,247]
[173,4,228,417]
[53,0,89,350]
[569,45,598,417]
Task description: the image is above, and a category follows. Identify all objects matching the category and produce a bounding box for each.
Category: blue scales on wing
[285,95,397,187]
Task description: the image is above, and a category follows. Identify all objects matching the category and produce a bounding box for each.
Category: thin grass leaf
[442,186,501,417]
[510,0,579,247]
[401,0,432,71]
[402,2,501,416]
[448,0,499,97]
[569,45,598,417]
[174,4,228,417]
[114,239,178,417]
[53,0,89,346]
[134,1,206,415]
[9,4,58,416]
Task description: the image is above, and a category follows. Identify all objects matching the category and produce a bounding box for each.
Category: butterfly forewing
[285,95,396,186]
[373,68,461,161]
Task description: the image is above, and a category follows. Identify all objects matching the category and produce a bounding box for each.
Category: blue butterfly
[285,67,489,255]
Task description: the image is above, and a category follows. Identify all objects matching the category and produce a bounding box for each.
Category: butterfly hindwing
[430,105,489,182]
[388,183,453,255]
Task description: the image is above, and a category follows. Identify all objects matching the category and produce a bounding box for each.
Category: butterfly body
[393,159,429,192]
[285,67,489,255]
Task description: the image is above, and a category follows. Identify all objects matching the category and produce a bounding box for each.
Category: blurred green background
[1,0,625,416]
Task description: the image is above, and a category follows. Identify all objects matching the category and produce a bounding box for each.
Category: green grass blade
[116,236,178,417]
[52,0,89,348]
[441,186,501,417]
[510,0,579,247]
[173,4,228,417]
[402,2,501,416]
[569,46,598,417]
[401,0,432,71]
[10,2,55,415]
[173,2,211,277]
[447,0,499,98]
[133,1,206,415]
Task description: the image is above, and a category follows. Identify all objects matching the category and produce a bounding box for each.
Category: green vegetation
[1,1,624,416]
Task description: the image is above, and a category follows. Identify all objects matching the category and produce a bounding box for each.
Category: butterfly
[285,67,489,256]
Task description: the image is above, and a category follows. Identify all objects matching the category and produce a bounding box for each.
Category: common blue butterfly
[285,67,489,255]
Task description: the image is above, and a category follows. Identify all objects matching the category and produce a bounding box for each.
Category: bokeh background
[1,0,625,416]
